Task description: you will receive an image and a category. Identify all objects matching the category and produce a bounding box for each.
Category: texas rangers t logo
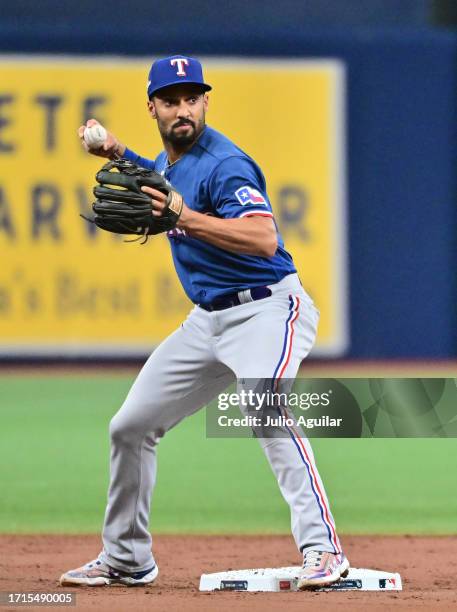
[170,58,189,76]
[235,185,267,206]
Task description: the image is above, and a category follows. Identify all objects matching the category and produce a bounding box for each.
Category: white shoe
[59,557,158,587]
[298,550,349,589]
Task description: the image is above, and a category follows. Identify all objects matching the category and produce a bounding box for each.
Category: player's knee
[109,413,140,447]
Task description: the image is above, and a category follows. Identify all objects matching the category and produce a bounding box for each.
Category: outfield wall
[0,58,347,357]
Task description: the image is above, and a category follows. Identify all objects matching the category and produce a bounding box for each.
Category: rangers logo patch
[235,186,267,206]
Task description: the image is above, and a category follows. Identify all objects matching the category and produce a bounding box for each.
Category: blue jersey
[124,126,296,305]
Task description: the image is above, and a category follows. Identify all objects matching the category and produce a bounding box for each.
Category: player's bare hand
[141,186,168,217]
[142,186,190,221]
[77,118,126,159]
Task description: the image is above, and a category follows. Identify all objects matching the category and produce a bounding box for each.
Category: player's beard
[160,116,205,148]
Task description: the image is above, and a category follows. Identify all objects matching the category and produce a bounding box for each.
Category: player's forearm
[178,208,277,257]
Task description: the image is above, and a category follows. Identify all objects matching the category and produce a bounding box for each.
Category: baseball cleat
[297,550,350,589]
[59,557,158,587]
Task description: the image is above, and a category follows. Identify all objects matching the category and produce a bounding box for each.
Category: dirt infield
[1,535,455,611]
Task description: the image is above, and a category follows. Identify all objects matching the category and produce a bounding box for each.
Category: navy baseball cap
[147,55,212,98]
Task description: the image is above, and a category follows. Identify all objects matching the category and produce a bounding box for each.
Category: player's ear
[203,94,209,112]
[147,99,157,120]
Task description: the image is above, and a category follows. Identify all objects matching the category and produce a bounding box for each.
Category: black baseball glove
[83,159,183,242]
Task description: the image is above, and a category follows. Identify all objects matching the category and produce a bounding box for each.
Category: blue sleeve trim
[123,147,155,170]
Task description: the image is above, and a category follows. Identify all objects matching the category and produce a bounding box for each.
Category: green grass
[0,375,455,534]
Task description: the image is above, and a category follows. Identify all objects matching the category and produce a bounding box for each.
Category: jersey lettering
[167,227,187,238]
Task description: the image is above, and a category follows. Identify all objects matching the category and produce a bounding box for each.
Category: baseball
[83,124,107,148]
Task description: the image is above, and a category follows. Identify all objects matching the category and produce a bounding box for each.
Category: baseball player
[60,55,349,590]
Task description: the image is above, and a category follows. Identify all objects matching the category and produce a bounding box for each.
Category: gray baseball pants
[100,273,342,572]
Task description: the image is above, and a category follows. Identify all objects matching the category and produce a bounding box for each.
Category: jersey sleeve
[123,147,155,170]
[207,156,274,219]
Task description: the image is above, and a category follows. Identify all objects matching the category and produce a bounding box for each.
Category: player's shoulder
[196,126,254,165]
[196,126,262,179]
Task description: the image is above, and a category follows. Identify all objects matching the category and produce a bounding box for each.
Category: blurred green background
[1,374,456,535]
